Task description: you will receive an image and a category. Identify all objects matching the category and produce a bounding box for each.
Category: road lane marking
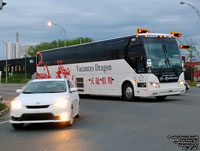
[0,120,9,125]
[0,91,17,94]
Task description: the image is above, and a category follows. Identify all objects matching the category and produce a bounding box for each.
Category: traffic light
[170,32,182,38]
[0,0,6,10]
[137,28,150,34]
[179,44,190,49]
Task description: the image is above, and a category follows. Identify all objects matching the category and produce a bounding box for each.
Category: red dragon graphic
[37,64,51,79]
[36,52,51,79]
[56,60,70,78]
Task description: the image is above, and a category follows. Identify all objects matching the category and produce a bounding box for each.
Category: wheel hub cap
[125,87,133,98]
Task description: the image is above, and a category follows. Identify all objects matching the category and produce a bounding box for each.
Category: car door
[67,80,79,116]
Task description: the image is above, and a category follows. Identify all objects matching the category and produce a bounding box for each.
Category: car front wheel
[67,106,74,127]
[12,123,24,130]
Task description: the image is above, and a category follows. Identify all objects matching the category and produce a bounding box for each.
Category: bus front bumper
[136,86,186,97]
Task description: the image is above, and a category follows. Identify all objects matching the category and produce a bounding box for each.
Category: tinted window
[38,38,130,66]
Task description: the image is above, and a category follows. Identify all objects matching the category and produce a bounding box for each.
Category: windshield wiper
[162,45,171,68]
[23,92,33,94]
[46,91,66,93]
[166,57,171,67]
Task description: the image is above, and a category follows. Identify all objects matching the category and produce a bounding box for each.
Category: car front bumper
[9,104,71,124]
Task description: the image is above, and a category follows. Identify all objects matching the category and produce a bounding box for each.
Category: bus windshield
[143,38,182,69]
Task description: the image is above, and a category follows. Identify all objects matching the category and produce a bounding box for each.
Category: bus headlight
[150,82,160,88]
[178,80,185,87]
[11,100,22,109]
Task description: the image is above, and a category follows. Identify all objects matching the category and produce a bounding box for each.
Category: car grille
[26,105,50,109]
[12,113,60,121]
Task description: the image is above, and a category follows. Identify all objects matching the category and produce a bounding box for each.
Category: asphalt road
[0,83,24,101]
[0,87,200,151]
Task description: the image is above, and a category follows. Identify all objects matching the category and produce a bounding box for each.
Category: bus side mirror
[146,59,152,68]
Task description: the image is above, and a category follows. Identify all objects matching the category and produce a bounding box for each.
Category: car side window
[67,80,74,89]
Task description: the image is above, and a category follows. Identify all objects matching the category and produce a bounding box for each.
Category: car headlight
[178,80,185,87]
[150,82,160,88]
[54,99,69,108]
[11,100,22,109]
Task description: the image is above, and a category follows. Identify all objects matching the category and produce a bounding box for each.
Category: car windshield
[144,38,182,69]
[23,81,67,93]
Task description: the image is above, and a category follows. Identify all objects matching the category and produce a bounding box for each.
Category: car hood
[15,92,69,106]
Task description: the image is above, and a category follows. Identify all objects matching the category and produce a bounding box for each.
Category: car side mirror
[16,89,23,94]
[70,87,78,93]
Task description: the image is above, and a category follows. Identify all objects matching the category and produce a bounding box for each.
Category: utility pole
[180,2,200,19]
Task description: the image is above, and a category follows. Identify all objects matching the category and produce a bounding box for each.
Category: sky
[0,0,200,60]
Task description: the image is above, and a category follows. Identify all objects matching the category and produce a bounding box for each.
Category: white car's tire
[12,123,24,130]
[67,107,74,127]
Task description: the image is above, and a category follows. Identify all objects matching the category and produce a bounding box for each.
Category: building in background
[0,57,36,76]
[5,42,32,60]
[0,42,35,79]
[184,62,200,82]
[20,45,32,57]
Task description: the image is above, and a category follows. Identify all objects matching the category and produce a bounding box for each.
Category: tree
[27,37,93,57]
[179,37,200,61]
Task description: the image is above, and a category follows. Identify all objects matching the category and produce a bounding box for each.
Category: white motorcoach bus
[36,30,185,101]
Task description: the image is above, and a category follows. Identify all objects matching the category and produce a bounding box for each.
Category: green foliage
[0,103,6,111]
[27,37,93,57]
[188,81,198,87]
[1,73,32,83]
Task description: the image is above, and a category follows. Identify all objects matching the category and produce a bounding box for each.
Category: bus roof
[38,33,174,53]
[138,33,173,38]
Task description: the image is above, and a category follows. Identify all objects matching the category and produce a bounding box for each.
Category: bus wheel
[156,96,167,100]
[123,83,134,101]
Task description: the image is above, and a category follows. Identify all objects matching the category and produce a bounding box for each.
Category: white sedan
[9,79,80,129]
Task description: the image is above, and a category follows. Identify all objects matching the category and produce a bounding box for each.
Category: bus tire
[156,96,167,100]
[122,82,135,101]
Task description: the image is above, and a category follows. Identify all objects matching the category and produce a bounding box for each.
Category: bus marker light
[170,32,182,38]
[179,44,190,49]
[137,28,150,34]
